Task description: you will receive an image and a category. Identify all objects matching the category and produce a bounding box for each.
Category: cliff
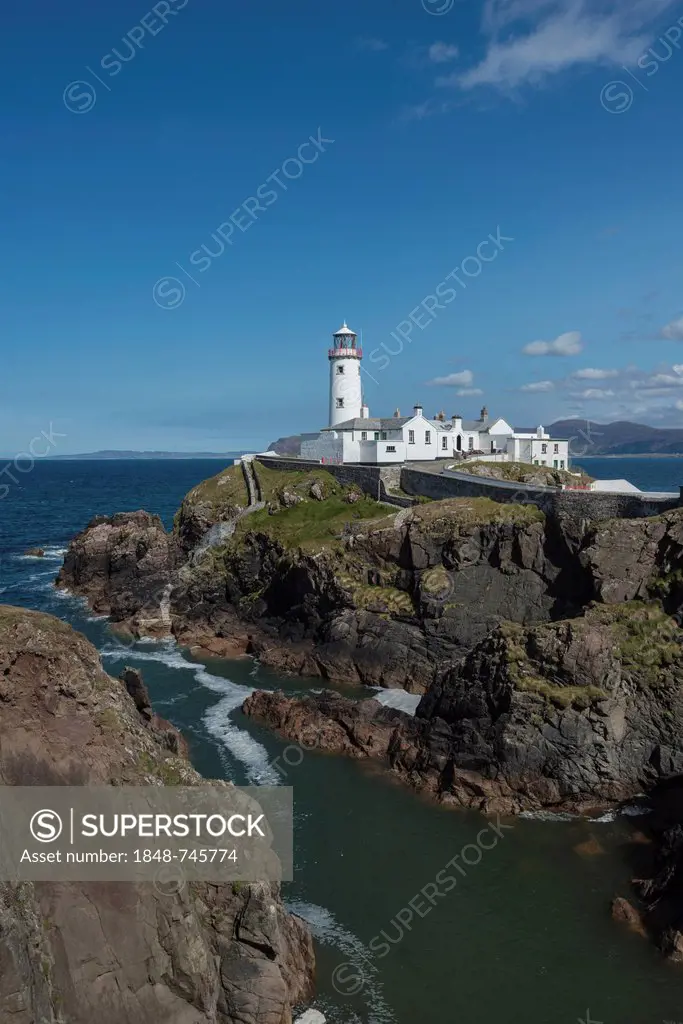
[243,601,683,812]
[0,605,314,1024]
[58,460,683,694]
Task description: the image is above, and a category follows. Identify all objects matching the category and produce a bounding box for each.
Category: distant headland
[44,451,246,461]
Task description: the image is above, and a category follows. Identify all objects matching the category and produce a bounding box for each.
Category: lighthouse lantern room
[328,321,363,427]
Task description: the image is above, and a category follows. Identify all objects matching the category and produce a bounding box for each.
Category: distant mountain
[547,420,683,456]
[270,421,683,458]
[48,450,245,461]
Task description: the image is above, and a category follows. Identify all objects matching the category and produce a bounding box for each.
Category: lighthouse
[328,321,363,427]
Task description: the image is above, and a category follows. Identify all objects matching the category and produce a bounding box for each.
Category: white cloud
[661,316,683,340]
[426,370,474,387]
[572,388,615,400]
[572,367,619,380]
[520,380,554,392]
[676,399,683,411]
[429,42,460,63]
[522,330,582,356]
[456,387,484,396]
[450,0,674,92]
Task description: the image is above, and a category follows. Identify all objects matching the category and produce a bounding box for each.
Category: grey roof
[430,419,485,431]
[322,417,412,431]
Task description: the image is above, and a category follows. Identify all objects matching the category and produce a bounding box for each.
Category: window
[361,431,367,441]
[456,435,462,451]
[336,364,344,375]
[336,398,344,409]
[380,431,387,440]
[553,443,559,454]
[553,460,558,469]
[408,430,415,444]
[541,443,547,454]
[442,436,448,450]
[468,437,474,450]
[533,460,539,466]
[425,431,431,444]
[386,445,396,453]
[560,460,565,469]
[374,432,380,440]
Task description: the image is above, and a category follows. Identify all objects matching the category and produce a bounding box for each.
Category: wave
[14,546,67,562]
[521,802,653,824]
[99,637,278,785]
[286,901,397,1024]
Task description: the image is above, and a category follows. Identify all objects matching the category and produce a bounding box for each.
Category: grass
[589,601,682,688]
[236,494,387,551]
[252,461,347,503]
[409,495,545,530]
[351,584,414,614]
[177,464,248,520]
[464,460,593,487]
[504,602,683,704]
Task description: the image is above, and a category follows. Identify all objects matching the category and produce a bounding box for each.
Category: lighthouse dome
[334,321,356,336]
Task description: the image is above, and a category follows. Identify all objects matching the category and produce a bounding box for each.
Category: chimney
[394,408,401,418]
[413,403,423,417]
[361,404,369,419]
[480,406,489,423]
[452,413,462,427]
[437,410,445,422]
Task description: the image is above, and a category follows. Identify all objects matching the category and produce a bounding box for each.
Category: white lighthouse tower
[328,321,363,427]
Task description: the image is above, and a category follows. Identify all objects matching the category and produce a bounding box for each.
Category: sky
[3,0,683,455]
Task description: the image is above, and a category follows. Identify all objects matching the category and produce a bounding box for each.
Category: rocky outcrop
[0,605,314,1024]
[56,461,683,695]
[244,602,683,815]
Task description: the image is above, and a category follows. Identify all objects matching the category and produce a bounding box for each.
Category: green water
[97,637,683,1024]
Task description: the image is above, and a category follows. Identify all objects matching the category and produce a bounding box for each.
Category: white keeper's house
[300,322,571,469]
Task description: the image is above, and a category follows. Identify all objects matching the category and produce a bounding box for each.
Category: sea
[1,456,682,1023]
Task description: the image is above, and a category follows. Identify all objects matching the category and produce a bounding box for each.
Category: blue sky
[3,0,683,454]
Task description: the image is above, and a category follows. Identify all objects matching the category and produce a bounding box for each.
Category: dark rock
[611,897,647,936]
[24,547,44,557]
[245,602,683,815]
[0,605,315,1023]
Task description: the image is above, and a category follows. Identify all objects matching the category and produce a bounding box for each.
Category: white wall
[357,440,406,463]
[329,355,362,426]
[530,437,569,469]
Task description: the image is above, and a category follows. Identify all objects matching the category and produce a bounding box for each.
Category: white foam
[286,901,396,1024]
[15,546,66,562]
[519,810,576,822]
[371,689,421,716]
[100,638,278,785]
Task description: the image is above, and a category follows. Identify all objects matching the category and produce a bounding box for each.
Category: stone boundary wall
[402,467,682,520]
[255,458,682,521]
[256,457,385,500]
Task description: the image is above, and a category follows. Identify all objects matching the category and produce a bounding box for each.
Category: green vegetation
[351,584,414,614]
[512,674,607,709]
[136,750,185,786]
[465,460,593,487]
[411,496,545,530]
[176,464,249,525]
[649,568,683,598]
[95,708,121,734]
[503,602,683,706]
[252,461,348,504]
[236,493,387,551]
[590,601,682,687]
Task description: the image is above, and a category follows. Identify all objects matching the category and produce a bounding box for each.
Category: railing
[328,347,362,358]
